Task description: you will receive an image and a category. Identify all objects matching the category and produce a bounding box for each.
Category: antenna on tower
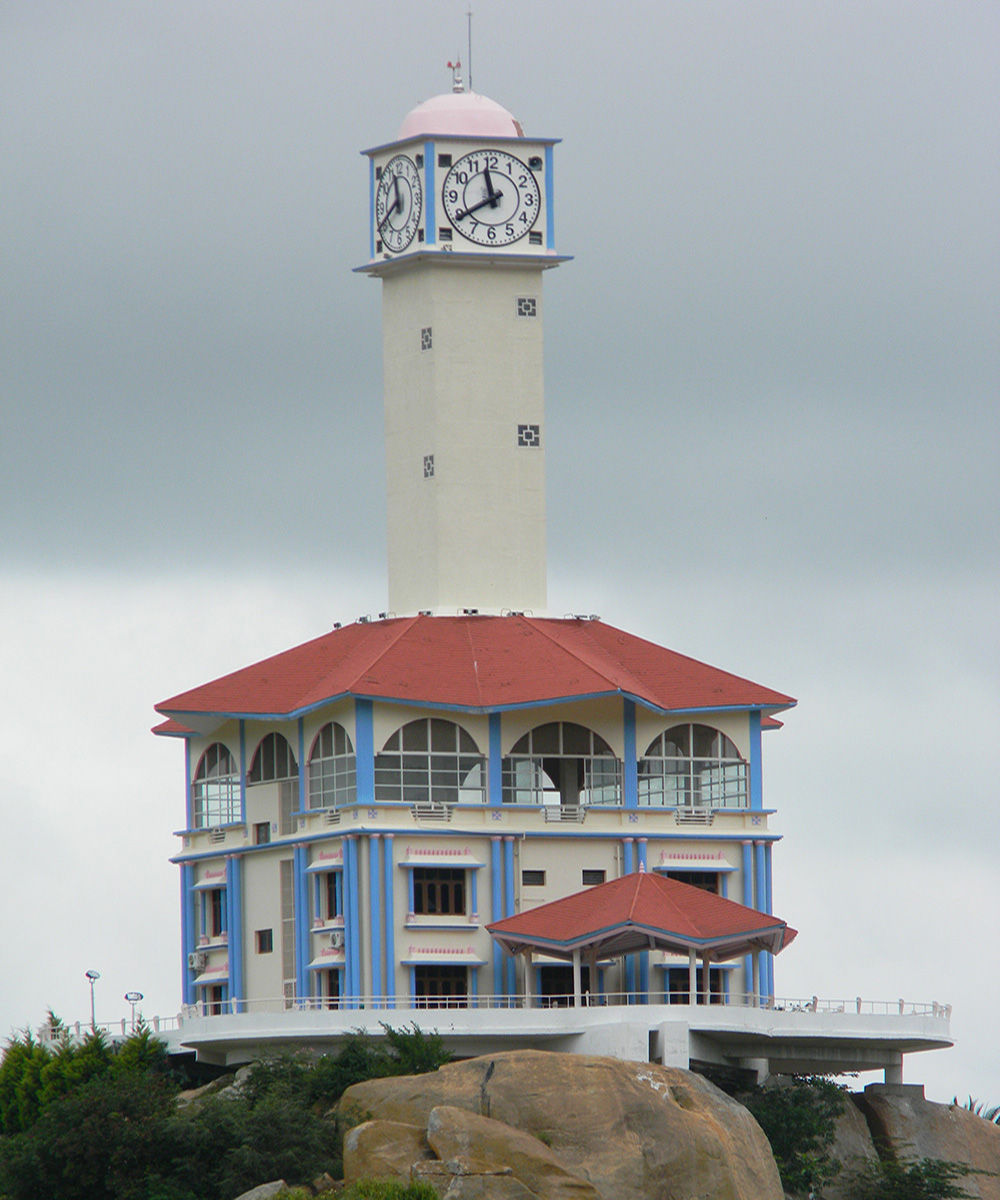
[447,57,464,93]
[467,5,474,93]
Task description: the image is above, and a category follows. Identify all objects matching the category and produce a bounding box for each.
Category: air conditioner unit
[329,931,345,949]
[187,952,207,971]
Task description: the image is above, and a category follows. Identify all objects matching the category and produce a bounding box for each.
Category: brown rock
[338,1048,784,1200]
[343,1118,434,1184]
[854,1085,1000,1200]
[820,1094,879,1200]
[427,1104,601,1198]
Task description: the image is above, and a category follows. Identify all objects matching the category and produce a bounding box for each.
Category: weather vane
[447,7,474,94]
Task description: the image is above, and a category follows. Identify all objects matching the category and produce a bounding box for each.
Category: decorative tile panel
[517,424,541,448]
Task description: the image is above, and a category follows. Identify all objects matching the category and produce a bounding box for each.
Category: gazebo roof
[487,871,797,962]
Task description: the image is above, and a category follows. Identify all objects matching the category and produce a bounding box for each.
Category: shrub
[844,1156,977,1199]
[738,1074,847,1195]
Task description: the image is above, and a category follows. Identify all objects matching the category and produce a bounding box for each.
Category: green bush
[844,1156,977,1199]
[343,1180,440,1200]
[738,1075,847,1195]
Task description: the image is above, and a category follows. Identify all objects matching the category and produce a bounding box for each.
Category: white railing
[174,992,952,1021]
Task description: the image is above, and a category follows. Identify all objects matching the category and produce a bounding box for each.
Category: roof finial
[447,58,464,93]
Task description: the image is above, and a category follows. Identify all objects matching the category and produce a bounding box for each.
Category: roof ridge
[522,617,628,692]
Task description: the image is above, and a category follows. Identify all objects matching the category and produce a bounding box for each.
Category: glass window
[248,732,297,784]
[413,867,466,915]
[639,724,747,810]
[375,719,486,806]
[413,964,467,1007]
[308,722,357,810]
[193,743,239,827]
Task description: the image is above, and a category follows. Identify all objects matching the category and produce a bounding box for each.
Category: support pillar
[688,948,697,1005]
[701,953,711,1006]
[572,948,582,1008]
[752,949,761,1008]
[524,949,533,1009]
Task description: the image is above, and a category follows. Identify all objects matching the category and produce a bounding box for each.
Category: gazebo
[487,870,797,1009]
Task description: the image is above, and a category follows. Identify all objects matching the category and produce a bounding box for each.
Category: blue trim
[623,839,634,873]
[384,835,395,1004]
[369,155,375,259]
[409,964,416,1003]
[504,840,515,994]
[742,841,753,997]
[424,140,435,243]
[336,872,343,921]
[185,741,193,828]
[355,699,375,804]
[470,869,478,920]
[238,721,247,824]
[298,719,306,812]
[622,839,636,996]
[639,952,649,1002]
[361,133,561,157]
[470,965,478,1000]
[345,838,361,1005]
[369,836,382,1000]
[226,856,244,1011]
[407,868,415,915]
[491,839,503,996]
[623,699,638,809]
[181,865,196,1005]
[764,842,774,998]
[293,845,309,1000]
[545,143,555,250]
[749,711,763,811]
[637,839,647,871]
[489,713,502,806]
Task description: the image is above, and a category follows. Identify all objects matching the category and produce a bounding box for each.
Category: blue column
[742,841,753,1001]
[470,965,479,1003]
[491,837,503,997]
[226,856,244,1011]
[754,841,767,1003]
[298,718,306,812]
[368,155,375,259]
[637,838,648,1001]
[424,140,436,242]
[383,834,395,1006]
[347,836,362,1005]
[293,845,309,1001]
[489,712,503,806]
[239,720,247,824]
[504,837,516,995]
[355,699,375,804]
[369,835,382,1002]
[622,839,635,997]
[470,869,479,922]
[623,699,638,809]
[749,710,763,811]
[764,842,774,999]
[184,740,193,828]
[181,865,196,1005]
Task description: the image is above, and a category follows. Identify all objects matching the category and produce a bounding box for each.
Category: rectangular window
[254,822,271,845]
[323,968,341,1010]
[522,869,546,887]
[325,872,341,923]
[666,871,720,894]
[412,867,466,916]
[207,888,224,939]
[582,869,606,886]
[414,964,467,1007]
[255,929,273,954]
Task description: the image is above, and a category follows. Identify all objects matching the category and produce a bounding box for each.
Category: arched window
[502,721,621,807]
[193,743,239,827]
[248,732,297,784]
[638,724,747,810]
[374,718,486,806]
[308,722,357,809]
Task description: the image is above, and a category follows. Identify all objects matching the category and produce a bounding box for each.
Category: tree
[845,1156,977,1199]
[739,1075,847,1196]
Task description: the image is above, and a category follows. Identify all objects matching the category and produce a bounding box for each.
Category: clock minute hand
[483,166,501,208]
[455,189,504,221]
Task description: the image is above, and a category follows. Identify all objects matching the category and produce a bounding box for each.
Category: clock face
[441,149,541,247]
[375,154,422,253]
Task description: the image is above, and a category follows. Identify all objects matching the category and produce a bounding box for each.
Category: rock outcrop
[851,1085,1000,1200]
[338,1049,784,1200]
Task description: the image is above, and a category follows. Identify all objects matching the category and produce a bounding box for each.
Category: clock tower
[358,79,567,616]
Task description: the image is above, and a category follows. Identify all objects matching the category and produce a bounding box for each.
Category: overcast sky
[1,1,997,1104]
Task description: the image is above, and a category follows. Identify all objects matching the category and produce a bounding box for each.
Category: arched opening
[192,743,238,827]
[502,722,620,808]
[374,718,486,806]
[308,722,357,809]
[248,732,297,784]
[638,724,747,810]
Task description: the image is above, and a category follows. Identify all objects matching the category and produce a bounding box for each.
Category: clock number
[505,223,514,238]
[487,226,497,241]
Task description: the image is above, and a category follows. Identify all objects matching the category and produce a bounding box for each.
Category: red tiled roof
[154,614,794,723]
[151,717,193,736]
[487,871,797,959]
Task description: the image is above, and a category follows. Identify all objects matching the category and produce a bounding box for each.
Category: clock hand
[377,186,400,232]
[454,189,505,221]
[483,166,501,209]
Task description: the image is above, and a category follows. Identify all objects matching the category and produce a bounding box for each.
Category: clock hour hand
[378,178,402,231]
[483,166,501,209]
[454,188,505,221]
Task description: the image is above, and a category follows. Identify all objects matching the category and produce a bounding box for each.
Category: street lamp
[85,970,100,1031]
[124,991,143,1031]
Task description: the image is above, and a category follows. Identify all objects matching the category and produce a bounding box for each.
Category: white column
[688,948,698,1005]
[701,954,711,1006]
[572,948,582,1008]
[884,1054,903,1086]
[524,950,533,1010]
[751,950,761,1008]
[588,950,600,1005]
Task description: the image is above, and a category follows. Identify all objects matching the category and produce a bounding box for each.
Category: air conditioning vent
[329,931,345,949]
[187,951,208,971]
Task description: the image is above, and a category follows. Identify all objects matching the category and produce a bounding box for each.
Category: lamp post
[124,991,143,1031]
[85,970,100,1031]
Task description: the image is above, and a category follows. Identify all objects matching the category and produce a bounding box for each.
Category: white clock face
[375,154,422,253]
[441,149,541,247]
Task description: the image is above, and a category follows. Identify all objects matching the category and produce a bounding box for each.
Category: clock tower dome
[358,80,567,616]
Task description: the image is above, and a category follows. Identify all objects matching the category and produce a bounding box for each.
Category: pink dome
[398,91,524,141]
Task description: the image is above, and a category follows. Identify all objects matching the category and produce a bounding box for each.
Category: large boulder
[853,1085,1000,1200]
[344,1118,434,1183]
[337,1049,784,1200]
[819,1095,879,1200]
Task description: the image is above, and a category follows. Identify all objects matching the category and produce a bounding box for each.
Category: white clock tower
[358,79,567,616]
